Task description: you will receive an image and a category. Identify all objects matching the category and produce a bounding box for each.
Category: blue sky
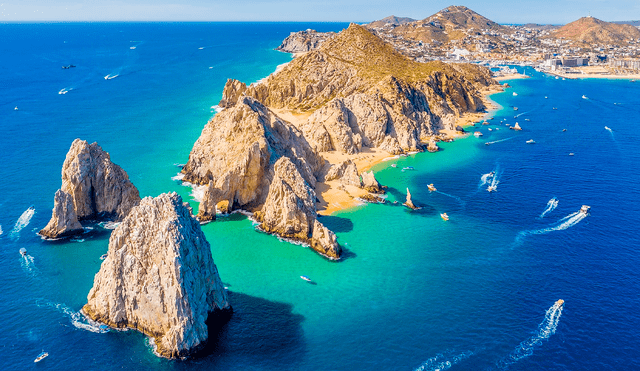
[2,0,639,24]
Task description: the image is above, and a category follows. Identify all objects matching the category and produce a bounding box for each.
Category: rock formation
[83,192,230,359]
[254,157,341,259]
[324,160,362,187]
[427,139,440,153]
[40,139,140,239]
[361,171,383,194]
[39,190,83,238]
[276,29,335,53]
[404,187,419,210]
[220,24,495,156]
[197,181,224,222]
[181,96,322,211]
[359,193,386,204]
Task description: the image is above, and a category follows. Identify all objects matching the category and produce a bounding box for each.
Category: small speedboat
[555,299,564,306]
[485,142,490,146]
[440,213,449,221]
[428,184,437,192]
[14,106,18,111]
[34,352,48,363]
[552,107,558,110]
[488,128,493,131]
[403,166,414,171]
[526,139,536,144]
[300,276,312,282]
[582,95,588,99]
[569,153,575,156]
[544,96,548,99]
[474,131,483,137]
[580,205,590,215]
[487,185,496,192]
[513,92,518,96]
[391,164,397,168]
[562,129,567,132]
[513,107,518,111]
[20,248,27,256]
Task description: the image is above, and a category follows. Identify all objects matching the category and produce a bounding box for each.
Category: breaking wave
[495,300,564,369]
[36,300,109,333]
[539,197,559,218]
[414,350,474,371]
[171,172,185,181]
[10,206,35,240]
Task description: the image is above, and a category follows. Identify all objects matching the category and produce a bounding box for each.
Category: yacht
[513,107,519,111]
[582,95,588,99]
[580,205,591,215]
[473,131,483,137]
[34,352,48,363]
[428,184,437,192]
[300,276,312,282]
[526,139,536,144]
[390,164,397,168]
[487,185,496,192]
[440,213,449,221]
[20,248,27,256]
[512,92,518,96]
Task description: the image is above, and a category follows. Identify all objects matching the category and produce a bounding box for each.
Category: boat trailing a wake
[495,300,564,369]
[515,206,589,245]
[414,350,474,371]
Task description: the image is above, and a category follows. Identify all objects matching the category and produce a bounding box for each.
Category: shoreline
[546,66,640,80]
[313,83,504,216]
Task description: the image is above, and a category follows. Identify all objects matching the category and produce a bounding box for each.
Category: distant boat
[428,184,437,192]
[19,248,27,256]
[440,213,449,221]
[512,92,518,96]
[61,64,76,69]
[391,164,397,168]
[403,166,414,170]
[14,106,18,111]
[555,299,564,306]
[552,107,558,110]
[580,205,591,215]
[474,131,483,137]
[526,139,536,144]
[544,96,548,99]
[555,76,559,79]
[604,126,611,131]
[562,129,567,132]
[488,128,493,131]
[485,142,490,146]
[487,185,496,192]
[513,107,518,111]
[300,276,312,282]
[34,352,48,363]
[582,95,588,99]
[130,46,136,49]
[569,153,575,156]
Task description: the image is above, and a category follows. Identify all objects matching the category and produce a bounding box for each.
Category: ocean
[1,22,639,370]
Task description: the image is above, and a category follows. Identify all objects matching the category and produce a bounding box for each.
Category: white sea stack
[83,192,230,359]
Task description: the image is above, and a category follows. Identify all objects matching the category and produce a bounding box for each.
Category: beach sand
[271,82,503,216]
[494,73,530,81]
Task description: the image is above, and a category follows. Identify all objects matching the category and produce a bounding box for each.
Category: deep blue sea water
[1,23,640,370]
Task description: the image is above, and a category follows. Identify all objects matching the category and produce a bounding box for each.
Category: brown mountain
[553,16,640,45]
[368,15,416,28]
[389,5,507,44]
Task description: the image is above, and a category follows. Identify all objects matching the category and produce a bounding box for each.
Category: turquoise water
[1,23,640,370]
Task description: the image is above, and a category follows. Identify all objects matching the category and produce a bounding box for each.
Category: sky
[1,0,640,24]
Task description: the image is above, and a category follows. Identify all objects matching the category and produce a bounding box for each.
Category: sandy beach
[494,73,530,81]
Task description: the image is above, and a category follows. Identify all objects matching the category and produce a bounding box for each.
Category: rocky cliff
[181,96,322,211]
[276,29,336,53]
[220,24,495,155]
[83,192,230,359]
[255,157,341,259]
[40,139,140,239]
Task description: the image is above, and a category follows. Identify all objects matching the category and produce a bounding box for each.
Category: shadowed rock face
[40,139,140,239]
[83,192,230,359]
[276,29,336,53]
[255,157,341,259]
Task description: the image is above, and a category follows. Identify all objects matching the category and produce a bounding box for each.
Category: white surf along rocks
[40,139,140,239]
[83,192,231,359]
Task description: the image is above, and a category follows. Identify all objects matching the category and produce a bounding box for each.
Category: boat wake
[21,253,38,276]
[539,197,558,218]
[36,300,109,333]
[10,206,35,240]
[495,300,564,369]
[0,224,3,236]
[604,126,615,141]
[104,73,119,80]
[515,210,587,245]
[58,87,73,95]
[435,191,466,207]
[485,136,516,146]
[414,350,474,371]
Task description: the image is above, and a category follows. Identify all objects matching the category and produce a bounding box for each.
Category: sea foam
[10,206,35,240]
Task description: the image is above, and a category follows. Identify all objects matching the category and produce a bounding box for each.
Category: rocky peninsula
[83,192,230,359]
[40,139,140,239]
[181,23,498,259]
